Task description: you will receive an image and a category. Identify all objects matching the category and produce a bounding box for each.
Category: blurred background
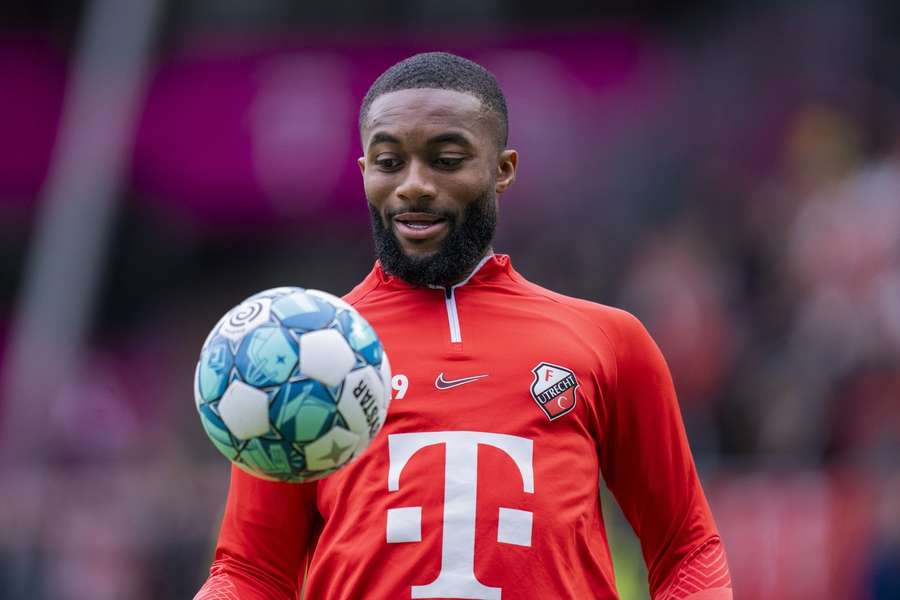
[1,0,899,598]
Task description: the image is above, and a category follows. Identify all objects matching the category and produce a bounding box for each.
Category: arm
[195,465,320,600]
[599,311,732,600]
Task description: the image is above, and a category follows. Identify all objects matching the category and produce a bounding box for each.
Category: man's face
[359,88,516,286]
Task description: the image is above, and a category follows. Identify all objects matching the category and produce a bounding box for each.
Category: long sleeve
[195,465,320,600]
[599,311,732,600]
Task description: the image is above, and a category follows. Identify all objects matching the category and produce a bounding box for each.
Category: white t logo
[386,431,534,600]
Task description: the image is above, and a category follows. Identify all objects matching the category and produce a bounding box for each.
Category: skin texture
[358,88,518,285]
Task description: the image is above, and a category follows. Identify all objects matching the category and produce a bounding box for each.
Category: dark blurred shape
[0,1,84,31]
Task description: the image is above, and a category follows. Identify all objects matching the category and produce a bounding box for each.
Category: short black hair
[359,52,508,147]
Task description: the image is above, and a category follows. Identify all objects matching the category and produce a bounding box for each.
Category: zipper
[432,254,493,344]
[444,287,462,343]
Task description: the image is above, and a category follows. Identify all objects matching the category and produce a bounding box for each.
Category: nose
[395,159,437,203]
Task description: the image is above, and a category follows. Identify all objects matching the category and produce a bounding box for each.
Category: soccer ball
[194,287,391,482]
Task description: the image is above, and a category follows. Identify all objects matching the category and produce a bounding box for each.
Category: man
[196,52,732,600]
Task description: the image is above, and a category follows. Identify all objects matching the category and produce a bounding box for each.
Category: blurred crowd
[0,1,898,599]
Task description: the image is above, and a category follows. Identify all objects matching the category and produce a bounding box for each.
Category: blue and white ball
[194,287,391,482]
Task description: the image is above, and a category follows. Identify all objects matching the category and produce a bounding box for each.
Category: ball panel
[235,326,299,387]
[236,437,303,481]
[336,365,386,447]
[194,362,203,410]
[218,381,271,440]
[199,405,239,461]
[379,351,392,411]
[196,336,234,402]
[306,289,354,312]
[272,290,336,331]
[298,329,356,387]
[303,426,360,471]
[337,310,382,366]
[270,380,337,443]
[218,297,273,342]
[292,402,334,442]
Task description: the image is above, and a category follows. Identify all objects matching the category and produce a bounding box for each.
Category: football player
[196,52,732,600]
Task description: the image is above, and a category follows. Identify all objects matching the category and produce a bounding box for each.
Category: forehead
[362,88,493,146]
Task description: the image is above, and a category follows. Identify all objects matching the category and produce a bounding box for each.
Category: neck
[434,249,495,289]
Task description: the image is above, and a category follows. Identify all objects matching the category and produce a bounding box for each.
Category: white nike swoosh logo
[434,372,488,390]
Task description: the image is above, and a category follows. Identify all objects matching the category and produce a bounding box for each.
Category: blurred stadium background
[1,1,899,598]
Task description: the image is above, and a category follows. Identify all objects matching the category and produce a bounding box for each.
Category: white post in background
[0,0,164,593]
[1,0,164,455]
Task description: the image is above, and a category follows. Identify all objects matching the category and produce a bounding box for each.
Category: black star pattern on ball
[323,439,352,465]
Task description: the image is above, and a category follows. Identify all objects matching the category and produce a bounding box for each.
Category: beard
[369,191,497,288]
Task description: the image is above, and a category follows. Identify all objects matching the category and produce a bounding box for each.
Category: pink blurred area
[1,2,899,599]
[0,36,66,204]
[0,31,648,225]
[711,471,880,600]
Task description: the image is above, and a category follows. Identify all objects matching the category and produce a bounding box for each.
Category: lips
[392,212,449,242]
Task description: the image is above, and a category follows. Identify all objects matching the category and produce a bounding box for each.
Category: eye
[433,156,465,170]
[374,155,403,171]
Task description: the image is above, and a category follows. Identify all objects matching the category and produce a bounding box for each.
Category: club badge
[530,362,579,420]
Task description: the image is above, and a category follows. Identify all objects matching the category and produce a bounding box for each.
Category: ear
[495,149,518,194]
[357,156,366,176]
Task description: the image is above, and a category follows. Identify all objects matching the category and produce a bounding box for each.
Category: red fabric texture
[195,255,729,599]
[659,537,732,599]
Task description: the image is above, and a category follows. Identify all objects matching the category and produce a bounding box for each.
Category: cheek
[363,173,394,207]
[455,172,493,203]
[439,167,491,198]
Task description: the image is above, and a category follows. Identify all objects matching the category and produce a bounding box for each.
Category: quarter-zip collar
[363,253,512,344]
[426,253,495,295]
[426,254,495,343]
[371,253,511,290]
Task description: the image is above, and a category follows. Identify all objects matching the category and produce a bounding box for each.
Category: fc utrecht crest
[530,362,579,420]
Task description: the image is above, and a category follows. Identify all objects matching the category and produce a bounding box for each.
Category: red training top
[196,254,732,600]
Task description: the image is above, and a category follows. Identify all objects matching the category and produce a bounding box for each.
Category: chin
[401,246,441,260]
[396,237,444,256]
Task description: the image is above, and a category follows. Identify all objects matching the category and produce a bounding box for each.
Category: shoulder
[343,280,379,307]
[508,271,648,346]
[508,275,664,398]
[342,265,384,307]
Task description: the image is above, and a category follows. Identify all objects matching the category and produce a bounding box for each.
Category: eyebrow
[366,131,475,150]
[426,132,474,148]
[368,132,401,148]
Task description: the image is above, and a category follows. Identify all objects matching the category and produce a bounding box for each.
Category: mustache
[383,204,455,222]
